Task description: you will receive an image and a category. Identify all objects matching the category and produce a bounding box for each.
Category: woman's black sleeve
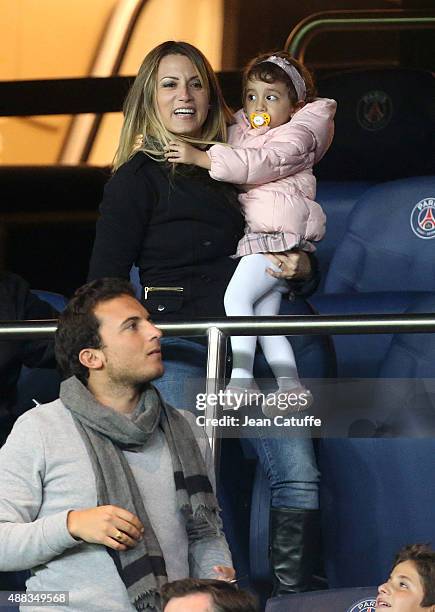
[88,167,153,281]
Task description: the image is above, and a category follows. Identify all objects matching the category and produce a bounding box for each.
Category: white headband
[260,55,306,102]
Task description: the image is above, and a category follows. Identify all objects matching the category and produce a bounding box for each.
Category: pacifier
[250,112,271,129]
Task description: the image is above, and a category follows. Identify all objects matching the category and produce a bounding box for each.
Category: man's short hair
[393,544,435,607]
[55,278,136,384]
[161,578,258,612]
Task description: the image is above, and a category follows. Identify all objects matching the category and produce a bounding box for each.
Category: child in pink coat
[166,51,336,416]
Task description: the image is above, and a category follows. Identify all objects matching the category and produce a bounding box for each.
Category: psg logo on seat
[347,598,377,612]
[410,197,435,240]
[357,90,393,131]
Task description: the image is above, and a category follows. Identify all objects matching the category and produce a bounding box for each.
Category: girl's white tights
[224,253,300,390]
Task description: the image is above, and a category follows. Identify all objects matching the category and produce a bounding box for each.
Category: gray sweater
[0,400,232,611]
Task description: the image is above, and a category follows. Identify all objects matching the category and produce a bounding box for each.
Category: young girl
[165,51,336,417]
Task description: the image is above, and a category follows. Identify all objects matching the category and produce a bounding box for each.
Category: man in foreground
[0,278,233,611]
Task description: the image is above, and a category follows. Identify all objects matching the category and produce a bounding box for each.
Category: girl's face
[156,54,210,138]
[376,561,432,611]
[244,78,297,129]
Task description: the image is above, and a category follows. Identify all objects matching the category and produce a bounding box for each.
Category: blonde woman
[88,41,321,595]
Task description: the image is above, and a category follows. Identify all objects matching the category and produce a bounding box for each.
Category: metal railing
[285,9,435,64]
[2,313,435,467]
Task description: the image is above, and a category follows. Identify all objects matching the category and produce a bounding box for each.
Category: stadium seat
[129,264,142,299]
[318,437,435,588]
[310,176,435,377]
[313,68,435,284]
[322,176,435,295]
[316,68,435,181]
[265,585,377,611]
[315,181,374,292]
[307,176,435,588]
[15,290,67,415]
[318,295,435,588]
[32,289,68,313]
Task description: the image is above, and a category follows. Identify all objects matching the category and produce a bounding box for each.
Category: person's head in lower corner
[161,578,258,612]
[55,277,163,388]
[377,544,435,611]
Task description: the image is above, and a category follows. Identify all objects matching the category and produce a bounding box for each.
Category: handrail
[2,314,435,339]
[285,9,435,64]
[2,313,435,467]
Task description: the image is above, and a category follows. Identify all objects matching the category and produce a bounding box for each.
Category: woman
[88,41,321,595]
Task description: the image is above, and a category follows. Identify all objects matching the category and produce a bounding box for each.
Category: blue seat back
[16,290,67,414]
[309,291,435,378]
[316,68,435,181]
[129,265,142,299]
[380,294,435,380]
[315,181,374,292]
[319,438,435,588]
[324,176,435,294]
[318,296,435,587]
[266,586,377,611]
[32,289,68,312]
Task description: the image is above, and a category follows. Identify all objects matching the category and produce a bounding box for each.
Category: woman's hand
[164,140,211,169]
[266,250,312,280]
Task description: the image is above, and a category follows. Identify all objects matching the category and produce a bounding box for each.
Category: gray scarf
[60,376,219,611]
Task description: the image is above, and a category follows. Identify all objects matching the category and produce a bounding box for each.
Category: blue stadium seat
[318,295,435,588]
[310,176,435,377]
[322,177,435,295]
[313,68,435,284]
[32,289,68,312]
[308,176,435,589]
[316,68,435,181]
[15,290,67,415]
[309,291,434,378]
[129,264,142,299]
[318,438,435,588]
[265,586,377,611]
[315,181,374,292]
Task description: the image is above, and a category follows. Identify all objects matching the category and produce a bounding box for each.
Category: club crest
[357,90,392,131]
[410,197,435,240]
[347,598,377,612]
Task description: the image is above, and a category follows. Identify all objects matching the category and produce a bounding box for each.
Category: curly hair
[242,50,316,107]
[393,544,435,607]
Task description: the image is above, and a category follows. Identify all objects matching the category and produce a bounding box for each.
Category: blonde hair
[243,50,316,107]
[113,41,233,171]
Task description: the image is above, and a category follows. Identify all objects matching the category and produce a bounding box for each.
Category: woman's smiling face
[155,54,210,138]
[376,561,432,611]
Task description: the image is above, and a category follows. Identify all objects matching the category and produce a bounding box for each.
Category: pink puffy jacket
[207,98,336,243]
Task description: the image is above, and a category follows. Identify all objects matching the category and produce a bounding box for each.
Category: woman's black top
[88,152,319,321]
